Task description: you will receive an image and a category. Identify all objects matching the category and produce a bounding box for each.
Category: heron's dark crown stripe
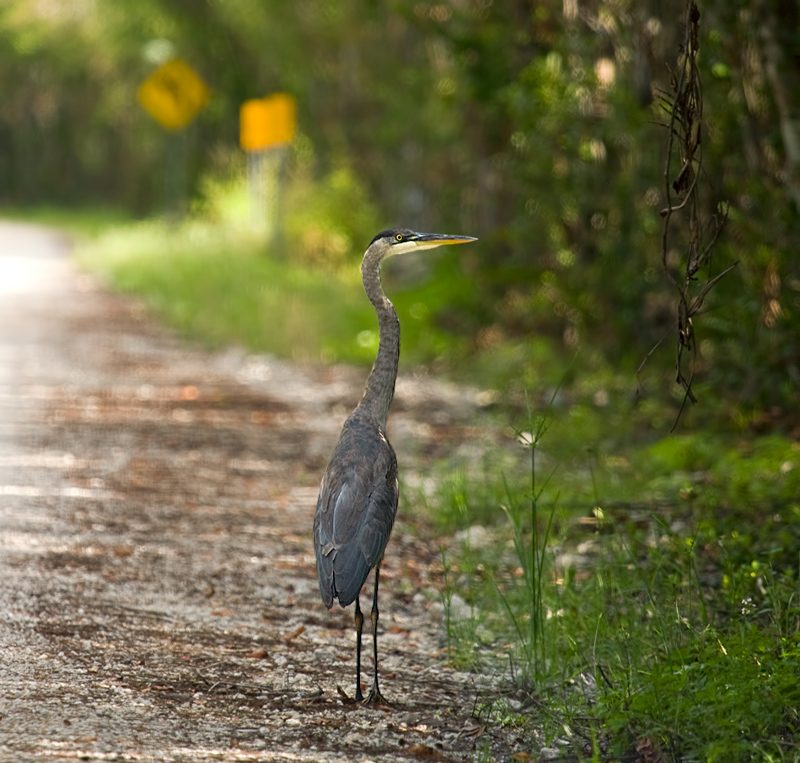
[368,228,416,247]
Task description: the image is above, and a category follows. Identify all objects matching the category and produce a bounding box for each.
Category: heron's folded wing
[314,428,398,607]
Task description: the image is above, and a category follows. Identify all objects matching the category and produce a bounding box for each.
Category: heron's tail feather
[316,540,371,608]
[333,546,370,607]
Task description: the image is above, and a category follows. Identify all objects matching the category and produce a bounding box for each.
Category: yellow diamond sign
[137,59,210,131]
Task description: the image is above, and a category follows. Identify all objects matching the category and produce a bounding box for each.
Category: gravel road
[0,221,520,762]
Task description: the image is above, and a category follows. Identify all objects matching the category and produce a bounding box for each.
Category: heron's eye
[395,234,403,242]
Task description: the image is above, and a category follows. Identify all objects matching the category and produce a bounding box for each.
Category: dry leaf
[408,743,444,760]
[636,736,669,763]
[285,625,305,641]
[336,685,359,704]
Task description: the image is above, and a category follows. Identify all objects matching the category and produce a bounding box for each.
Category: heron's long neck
[356,250,399,428]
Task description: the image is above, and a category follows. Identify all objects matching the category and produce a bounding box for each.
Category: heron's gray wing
[314,416,398,608]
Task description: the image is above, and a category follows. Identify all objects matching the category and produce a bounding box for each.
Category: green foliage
[435,414,800,761]
[592,621,800,761]
[497,407,556,687]
[285,161,382,271]
[425,458,517,531]
[191,167,250,226]
[645,434,800,508]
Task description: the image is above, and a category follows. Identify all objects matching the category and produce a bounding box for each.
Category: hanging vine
[641,0,735,425]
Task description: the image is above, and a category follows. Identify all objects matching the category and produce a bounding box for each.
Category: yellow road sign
[138,59,210,131]
[240,94,297,151]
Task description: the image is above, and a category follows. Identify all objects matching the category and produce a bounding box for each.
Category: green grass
[0,205,131,237]
[73,219,385,364]
[433,416,800,762]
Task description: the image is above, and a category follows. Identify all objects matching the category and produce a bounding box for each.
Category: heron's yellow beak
[411,233,477,251]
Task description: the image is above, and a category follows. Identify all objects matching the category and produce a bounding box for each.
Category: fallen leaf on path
[408,743,444,759]
[182,385,199,400]
[336,685,358,704]
[284,625,304,641]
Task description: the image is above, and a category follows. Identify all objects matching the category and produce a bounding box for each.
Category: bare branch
[645,0,734,422]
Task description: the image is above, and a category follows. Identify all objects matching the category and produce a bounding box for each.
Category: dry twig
[642,0,735,426]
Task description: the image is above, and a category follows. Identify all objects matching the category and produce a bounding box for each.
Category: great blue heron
[313,228,476,705]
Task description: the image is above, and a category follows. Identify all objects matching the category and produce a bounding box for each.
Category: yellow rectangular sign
[240,94,297,151]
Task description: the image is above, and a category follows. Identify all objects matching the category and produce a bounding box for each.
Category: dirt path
[0,222,518,762]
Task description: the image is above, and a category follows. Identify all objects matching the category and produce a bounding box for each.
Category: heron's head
[367,228,477,260]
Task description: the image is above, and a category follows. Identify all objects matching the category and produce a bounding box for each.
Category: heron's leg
[365,562,389,705]
[354,597,364,702]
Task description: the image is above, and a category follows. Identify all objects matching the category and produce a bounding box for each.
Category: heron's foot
[363,683,391,708]
[355,685,364,703]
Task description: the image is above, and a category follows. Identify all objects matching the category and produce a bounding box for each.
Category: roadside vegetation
[426,418,800,761]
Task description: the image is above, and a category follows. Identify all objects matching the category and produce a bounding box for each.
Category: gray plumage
[315,411,398,607]
[313,228,476,705]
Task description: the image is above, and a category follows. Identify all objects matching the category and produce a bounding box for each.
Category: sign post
[137,59,210,217]
[240,94,296,243]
